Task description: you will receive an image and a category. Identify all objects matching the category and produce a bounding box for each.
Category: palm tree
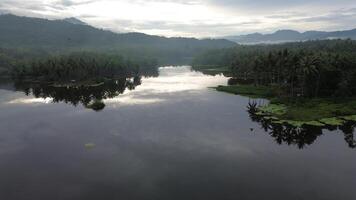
[297,54,320,97]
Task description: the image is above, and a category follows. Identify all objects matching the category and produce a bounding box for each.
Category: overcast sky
[0,0,356,37]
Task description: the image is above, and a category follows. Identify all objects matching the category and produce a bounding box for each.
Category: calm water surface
[0,66,355,200]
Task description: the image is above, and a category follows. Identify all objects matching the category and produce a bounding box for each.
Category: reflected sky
[2,66,228,108]
[104,66,228,106]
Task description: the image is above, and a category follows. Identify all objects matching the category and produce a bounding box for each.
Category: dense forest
[193,39,356,98]
[11,52,158,82]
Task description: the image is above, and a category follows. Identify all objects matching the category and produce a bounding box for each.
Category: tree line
[193,39,356,98]
[11,52,158,82]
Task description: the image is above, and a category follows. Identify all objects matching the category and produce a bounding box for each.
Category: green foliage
[319,118,345,126]
[11,52,158,82]
[191,65,230,76]
[193,39,356,98]
[259,104,287,116]
[341,115,356,121]
[252,98,356,127]
[215,85,276,98]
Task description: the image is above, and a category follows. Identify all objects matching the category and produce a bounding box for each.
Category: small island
[10,52,159,111]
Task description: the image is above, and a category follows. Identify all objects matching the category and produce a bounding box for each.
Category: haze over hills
[0,14,235,64]
[225,29,356,44]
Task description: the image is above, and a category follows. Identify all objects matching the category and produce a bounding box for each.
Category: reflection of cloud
[104,96,164,105]
[7,97,53,105]
[4,66,228,108]
[105,66,228,107]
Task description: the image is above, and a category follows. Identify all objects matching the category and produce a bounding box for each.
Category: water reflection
[12,77,142,111]
[3,66,228,110]
[247,100,356,149]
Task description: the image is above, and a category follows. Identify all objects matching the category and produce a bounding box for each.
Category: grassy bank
[192,65,231,76]
[215,85,275,98]
[216,85,356,127]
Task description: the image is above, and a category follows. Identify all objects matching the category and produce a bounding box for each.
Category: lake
[0,66,355,200]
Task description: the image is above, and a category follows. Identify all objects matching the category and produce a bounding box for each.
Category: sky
[0,0,356,37]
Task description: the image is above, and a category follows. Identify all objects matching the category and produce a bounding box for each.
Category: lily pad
[304,121,325,127]
[255,111,267,116]
[340,115,356,122]
[282,120,305,127]
[259,104,287,116]
[263,116,279,120]
[271,120,284,125]
[85,143,96,149]
[319,118,345,126]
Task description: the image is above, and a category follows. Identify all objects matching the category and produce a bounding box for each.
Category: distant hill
[0,14,236,64]
[225,29,356,44]
[63,17,87,25]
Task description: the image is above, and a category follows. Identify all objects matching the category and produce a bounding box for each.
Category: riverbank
[216,85,356,127]
[215,85,276,98]
[192,65,232,76]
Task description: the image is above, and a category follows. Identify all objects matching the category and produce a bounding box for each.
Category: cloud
[56,0,97,7]
[0,0,355,37]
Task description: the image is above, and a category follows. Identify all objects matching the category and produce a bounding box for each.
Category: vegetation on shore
[218,84,356,127]
[257,99,356,127]
[215,85,275,98]
[193,39,356,127]
[191,65,231,76]
[11,52,158,83]
[193,40,356,99]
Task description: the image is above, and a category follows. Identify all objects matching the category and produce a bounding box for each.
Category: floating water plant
[85,143,96,149]
[259,104,287,116]
[319,118,345,126]
[340,115,356,122]
[304,121,325,127]
[85,100,106,111]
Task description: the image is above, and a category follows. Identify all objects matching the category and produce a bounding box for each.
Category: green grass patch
[215,85,275,98]
[192,65,231,76]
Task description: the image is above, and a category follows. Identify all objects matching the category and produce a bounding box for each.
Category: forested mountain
[225,29,356,44]
[0,14,235,57]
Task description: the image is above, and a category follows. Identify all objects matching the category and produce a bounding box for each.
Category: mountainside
[225,29,356,44]
[0,14,236,64]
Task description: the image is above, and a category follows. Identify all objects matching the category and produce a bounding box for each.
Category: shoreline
[215,84,356,127]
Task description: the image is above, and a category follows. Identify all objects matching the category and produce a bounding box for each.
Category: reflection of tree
[247,100,355,149]
[14,77,142,111]
[339,121,356,148]
[269,124,322,149]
